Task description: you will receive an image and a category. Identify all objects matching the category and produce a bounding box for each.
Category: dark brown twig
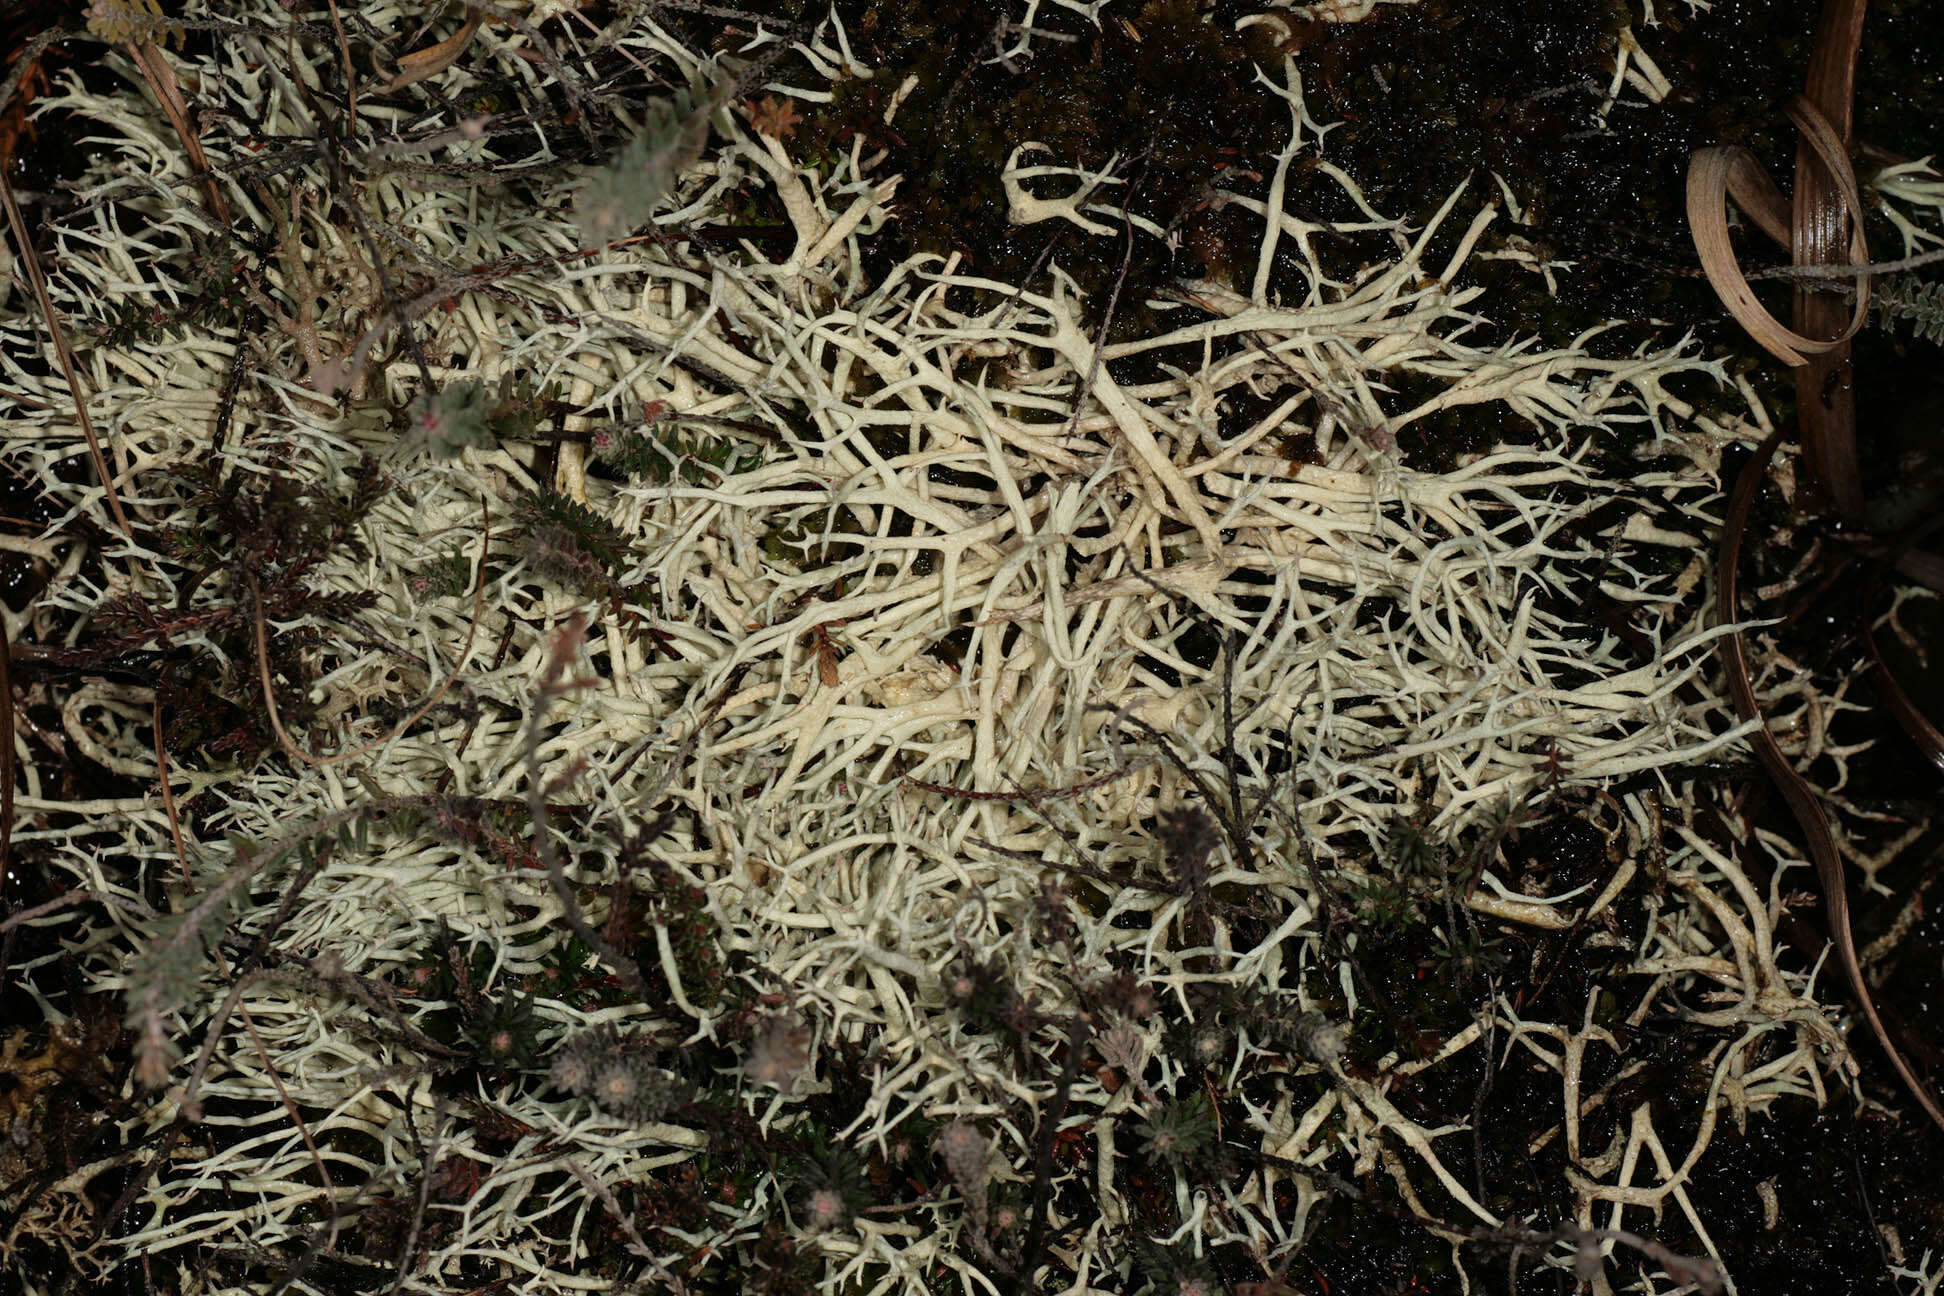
[0,170,134,542]
[389,1088,444,1296]
[525,615,651,1002]
[1008,1012,1091,1296]
[902,761,1153,805]
[1,607,12,917]
[249,495,490,768]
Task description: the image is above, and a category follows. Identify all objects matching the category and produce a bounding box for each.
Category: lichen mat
[3,2,1943,1294]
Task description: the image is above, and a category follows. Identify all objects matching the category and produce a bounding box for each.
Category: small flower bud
[744,1012,812,1090]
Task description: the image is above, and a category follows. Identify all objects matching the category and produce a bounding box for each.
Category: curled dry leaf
[746,95,802,140]
[383,7,485,94]
[1792,0,1871,521]
[1686,96,1870,368]
[1866,625,1944,776]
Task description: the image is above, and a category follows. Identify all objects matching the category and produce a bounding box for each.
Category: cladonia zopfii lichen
[6,1,1944,1292]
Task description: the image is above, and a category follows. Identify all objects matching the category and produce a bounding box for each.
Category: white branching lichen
[6,1,1944,1293]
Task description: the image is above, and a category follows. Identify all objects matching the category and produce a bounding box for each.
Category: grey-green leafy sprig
[408,380,496,458]
[575,86,717,248]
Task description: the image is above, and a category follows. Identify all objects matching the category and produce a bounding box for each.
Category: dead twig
[0,170,134,542]
[250,496,490,768]
[526,615,651,1002]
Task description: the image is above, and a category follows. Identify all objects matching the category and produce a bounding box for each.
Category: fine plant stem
[525,615,651,1003]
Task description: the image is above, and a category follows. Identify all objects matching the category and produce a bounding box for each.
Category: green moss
[411,551,476,600]
[512,489,649,606]
[761,506,867,571]
[593,423,765,484]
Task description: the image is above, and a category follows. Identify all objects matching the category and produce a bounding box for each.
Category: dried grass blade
[1864,517,1944,776]
[129,40,230,226]
[1792,0,1870,520]
[1686,148,1831,368]
[1718,431,1944,1131]
[382,7,484,94]
[0,170,134,542]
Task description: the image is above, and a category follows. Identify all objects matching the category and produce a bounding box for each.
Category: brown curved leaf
[1863,516,1944,776]
[1894,547,1944,593]
[1686,146,1836,368]
[1683,99,1870,373]
[1865,630,1944,777]
[382,7,484,94]
[1718,430,1944,1132]
[1793,0,1870,521]
[1783,95,1873,341]
[1685,0,1872,519]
